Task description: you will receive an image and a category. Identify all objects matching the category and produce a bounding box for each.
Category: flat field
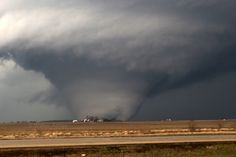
[0,120,236,140]
[1,142,236,157]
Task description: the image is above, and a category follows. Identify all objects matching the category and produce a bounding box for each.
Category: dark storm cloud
[0,0,236,120]
[134,72,236,120]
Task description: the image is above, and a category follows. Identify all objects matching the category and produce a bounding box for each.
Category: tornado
[0,0,236,121]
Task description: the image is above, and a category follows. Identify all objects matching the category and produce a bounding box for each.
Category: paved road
[1,135,236,149]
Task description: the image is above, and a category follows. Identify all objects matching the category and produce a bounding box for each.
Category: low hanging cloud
[0,59,71,121]
[0,0,236,120]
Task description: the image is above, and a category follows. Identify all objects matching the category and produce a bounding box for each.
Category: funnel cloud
[0,0,236,121]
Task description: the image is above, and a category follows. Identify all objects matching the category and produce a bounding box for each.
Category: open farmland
[0,120,236,140]
[1,142,236,157]
[1,120,236,157]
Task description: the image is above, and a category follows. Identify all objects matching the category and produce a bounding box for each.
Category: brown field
[1,143,236,157]
[0,120,236,140]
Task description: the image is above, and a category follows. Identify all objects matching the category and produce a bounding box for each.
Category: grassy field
[93,143,236,157]
[0,120,236,139]
[1,120,236,157]
[1,142,236,157]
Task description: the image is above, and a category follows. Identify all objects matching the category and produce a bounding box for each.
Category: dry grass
[0,120,236,140]
[1,143,236,157]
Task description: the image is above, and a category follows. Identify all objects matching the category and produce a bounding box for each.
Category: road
[0,135,236,149]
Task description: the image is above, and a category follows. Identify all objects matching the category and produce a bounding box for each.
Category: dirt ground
[0,120,236,140]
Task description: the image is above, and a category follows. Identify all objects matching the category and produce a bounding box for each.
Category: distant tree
[189,120,196,132]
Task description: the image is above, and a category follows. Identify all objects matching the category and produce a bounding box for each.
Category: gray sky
[0,0,236,121]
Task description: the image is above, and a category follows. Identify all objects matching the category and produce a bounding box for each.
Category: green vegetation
[86,143,236,157]
[1,143,236,157]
